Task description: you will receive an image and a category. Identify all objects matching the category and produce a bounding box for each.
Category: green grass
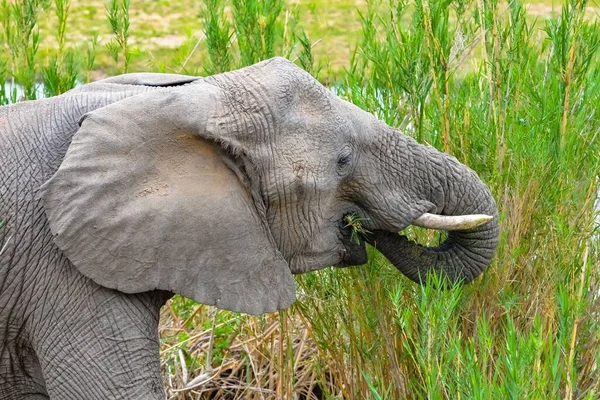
[2,0,600,399]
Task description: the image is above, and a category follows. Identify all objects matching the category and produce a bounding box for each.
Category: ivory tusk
[412,213,493,231]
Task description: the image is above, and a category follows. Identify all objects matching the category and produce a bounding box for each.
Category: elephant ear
[39,81,296,315]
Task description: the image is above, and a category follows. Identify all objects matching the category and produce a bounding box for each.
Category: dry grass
[159,305,344,400]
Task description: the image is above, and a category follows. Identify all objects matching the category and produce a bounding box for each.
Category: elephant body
[0,58,499,399]
[0,81,170,398]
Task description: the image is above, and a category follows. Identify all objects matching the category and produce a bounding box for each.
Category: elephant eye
[337,152,352,169]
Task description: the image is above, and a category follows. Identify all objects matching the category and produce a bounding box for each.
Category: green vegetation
[2,0,600,398]
[344,213,371,244]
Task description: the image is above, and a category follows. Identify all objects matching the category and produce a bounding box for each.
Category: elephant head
[40,58,499,315]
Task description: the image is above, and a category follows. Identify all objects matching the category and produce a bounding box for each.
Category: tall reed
[309,1,600,398]
[0,0,50,102]
[106,0,132,73]
[0,0,92,104]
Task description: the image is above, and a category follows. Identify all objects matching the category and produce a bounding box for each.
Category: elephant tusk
[412,213,493,231]
[0,234,12,257]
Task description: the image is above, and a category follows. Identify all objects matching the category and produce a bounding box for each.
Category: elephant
[0,57,499,399]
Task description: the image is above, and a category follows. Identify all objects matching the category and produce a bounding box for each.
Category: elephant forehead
[291,80,335,114]
[245,62,336,118]
[278,108,352,141]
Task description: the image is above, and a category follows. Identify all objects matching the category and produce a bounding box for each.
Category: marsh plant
[106,0,131,73]
[0,0,95,103]
[0,0,50,103]
[199,0,314,75]
[1,0,599,398]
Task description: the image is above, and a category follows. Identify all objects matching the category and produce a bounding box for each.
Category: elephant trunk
[368,134,500,285]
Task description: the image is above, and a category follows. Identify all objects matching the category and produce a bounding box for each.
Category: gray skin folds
[362,128,500,284]
[367,165,499,284]
[0,58,499,399]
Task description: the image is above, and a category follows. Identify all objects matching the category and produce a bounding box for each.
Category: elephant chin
[337,240,368,267]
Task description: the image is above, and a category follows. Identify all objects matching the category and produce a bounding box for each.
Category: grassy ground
[2,0,600,399]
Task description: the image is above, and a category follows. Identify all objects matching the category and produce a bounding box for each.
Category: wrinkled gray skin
[0,58,499,399]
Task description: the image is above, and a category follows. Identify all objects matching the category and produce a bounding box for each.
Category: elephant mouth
[337,215,368,267]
